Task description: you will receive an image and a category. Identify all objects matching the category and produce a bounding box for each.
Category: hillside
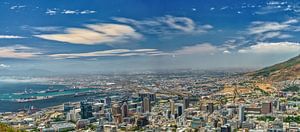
[0,123,24,132]
[249,54,300,81]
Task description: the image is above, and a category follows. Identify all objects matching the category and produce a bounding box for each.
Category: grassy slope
[250,54,300,81]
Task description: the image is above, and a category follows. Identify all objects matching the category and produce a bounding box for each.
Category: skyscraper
[183,97,190,109]
[207,103,214,114]
[239,105,245,125]
[142,97,151,113]
[105,96,112,107]
[111,103,121,116]
[121,102,128,117]
[176,103,183,116]
[80,101,93,119]
[261,102,272,114]
[170,99,175,115]
[139,92,156,102]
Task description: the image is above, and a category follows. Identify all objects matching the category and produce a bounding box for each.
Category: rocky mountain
[249,54,300,81]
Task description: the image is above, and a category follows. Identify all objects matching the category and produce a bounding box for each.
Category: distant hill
[0,68,54,76]
[249,54,300,81]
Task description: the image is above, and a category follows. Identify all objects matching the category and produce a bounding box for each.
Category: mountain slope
[249,54,300,81]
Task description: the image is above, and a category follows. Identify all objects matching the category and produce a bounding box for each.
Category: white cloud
[0,45,40,59]
[10,5,26,10]
[0,64,10,68]
[61,10,96,15]
[45,8,58,15]
[223,50,231,54]
[80,10,96,14]
[32,26,62,32]
[62,10,78,14]
[161,15,196,32]
[247,19,298,41]
[248,21,290,35]
[238,42,300,54]
[46,8,96,15]
[113,15,212,34]
[49,48,162,59]
[34,23,142,45]
[0,35,25,39]
[174,43,218,55]
[258,31,282,41]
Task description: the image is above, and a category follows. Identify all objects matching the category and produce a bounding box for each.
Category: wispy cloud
[49,48,164,59]
[246,19,298,41]
[0,45,41,59]
[113,15,213,35]
[10,5,26,10]
[45,8,58,15]
[34,23,142,45]
[255,1,295,15]
[174,43,218,55]
[62,10,96,14]
[32,26,62,32]
[45,8,96,15]
[238,42,300,54]
[0,35,25,39]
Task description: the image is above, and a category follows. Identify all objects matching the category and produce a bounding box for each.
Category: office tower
[121,102,128,117]
[239,105,245,126]
[207,103,214,113]
[183,97,190,109]
[63,102,74,113]
[93,103,104,112]
[261,102,272,114]
[105,96,112,106]
[111,103,121,116]
[96,117,105,132]
[142,97,151,113]
[136,116,149,128]
[80,101,93,119]
[139,92,156,102]
[176,103,183,116]
[170,99,175,115]
[221,124,231,132]
[66,109,78,122]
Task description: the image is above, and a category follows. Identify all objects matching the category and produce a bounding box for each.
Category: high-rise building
[239,105,245,126]
[142,97,151,113]
[261,102,272,114]
[139,93,156,102]
[183,97,190,109]
[80,101,93,119]
[169,99,175,115]
[221,124,231,132]
[121,102,128,117]
[66,109,78,122]
[176,103,183,116]
[111,103,121,116]
[207,103,214,113]
[136,116,149,128]
[105,96,112,107]
[63,102,74,113]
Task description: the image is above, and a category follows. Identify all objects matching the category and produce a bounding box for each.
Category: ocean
[0,82,99,112]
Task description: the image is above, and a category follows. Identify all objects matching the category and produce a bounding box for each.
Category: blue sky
[0,0,299,73]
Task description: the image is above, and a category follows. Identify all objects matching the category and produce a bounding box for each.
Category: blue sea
[0,82,98,112]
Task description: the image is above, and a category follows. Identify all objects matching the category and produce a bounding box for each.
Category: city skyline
[0,0,300,73]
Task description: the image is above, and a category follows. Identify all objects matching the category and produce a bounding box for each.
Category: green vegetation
[283,85,300,92]
[283,116,300,123]
[257,116,275,122]
[0,123,25,132]
[251,54,300,78]
[254,87,270,96]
